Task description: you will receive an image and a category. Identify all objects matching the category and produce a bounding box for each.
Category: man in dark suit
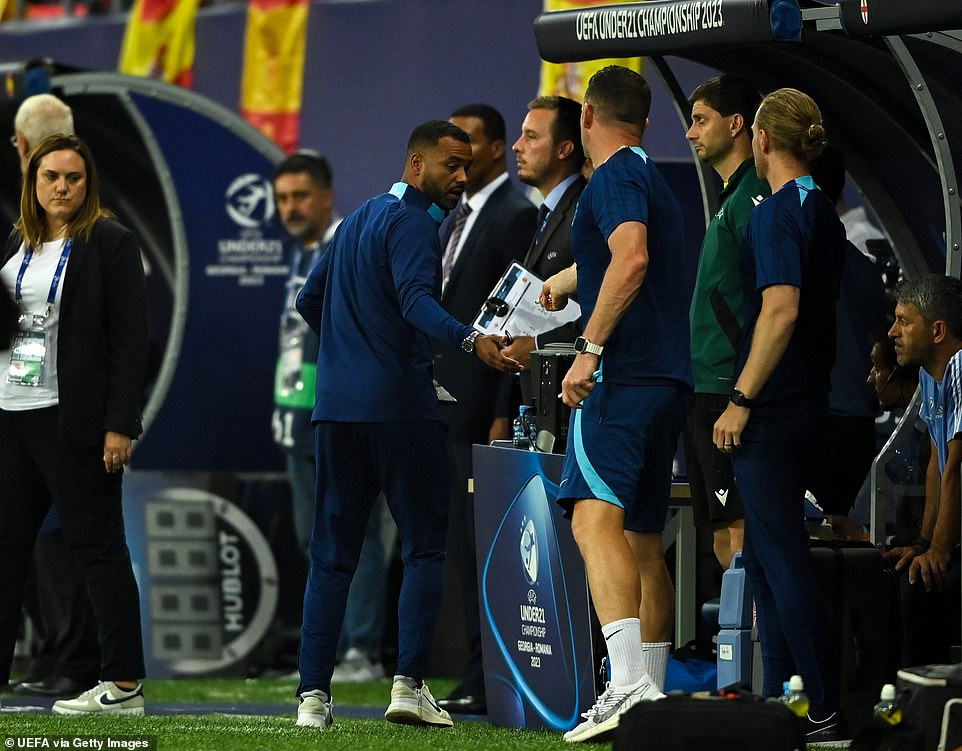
[435,103,536,715]
[502,95,586,385]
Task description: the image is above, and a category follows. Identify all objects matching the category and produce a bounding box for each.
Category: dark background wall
[0,0,707,213]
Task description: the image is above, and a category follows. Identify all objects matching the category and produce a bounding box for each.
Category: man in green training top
[684,74,769,571]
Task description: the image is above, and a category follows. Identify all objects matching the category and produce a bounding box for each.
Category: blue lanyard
[15,238,73,311]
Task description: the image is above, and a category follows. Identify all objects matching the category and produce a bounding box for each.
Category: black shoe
[2,669,50,692]
[437,694,487,715]
[13,676,89,698]
[805,711,849,745]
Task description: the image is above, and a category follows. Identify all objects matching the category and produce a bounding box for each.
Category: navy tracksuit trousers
[733,406,838,711]
[298,420,450,695]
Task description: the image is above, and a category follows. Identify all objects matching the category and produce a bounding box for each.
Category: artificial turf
[1,676,850,750]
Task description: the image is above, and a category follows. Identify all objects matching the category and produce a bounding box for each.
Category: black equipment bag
[849,717,925,751]
[811,540,894,735]
[897,663,962,751]
[614,692,805,751]
[938,697,962,751]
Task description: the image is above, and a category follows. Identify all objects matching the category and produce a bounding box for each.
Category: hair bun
[808,123,825,141]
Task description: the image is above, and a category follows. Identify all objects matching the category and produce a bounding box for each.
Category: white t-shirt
[0,238,70,410]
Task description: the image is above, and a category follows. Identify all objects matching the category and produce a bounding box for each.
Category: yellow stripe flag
[539,0,643,101]
[240,0,309,154]
[118,0,200,88]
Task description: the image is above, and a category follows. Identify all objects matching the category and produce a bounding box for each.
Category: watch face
[574,337,586,354]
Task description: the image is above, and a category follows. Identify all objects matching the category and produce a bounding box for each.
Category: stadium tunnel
[1,65,287,471]
[1,67,292,676]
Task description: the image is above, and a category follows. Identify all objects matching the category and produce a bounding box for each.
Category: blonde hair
[15,133,114,250]
[756,88,827,163]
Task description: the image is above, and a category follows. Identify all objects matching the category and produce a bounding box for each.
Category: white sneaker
[563,675,663,742]
[384,678,453,727]
[332,648,386,683]
[296,689,334,728]
[52,681,145,716]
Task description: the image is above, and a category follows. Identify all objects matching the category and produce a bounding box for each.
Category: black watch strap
[729,388,754,408]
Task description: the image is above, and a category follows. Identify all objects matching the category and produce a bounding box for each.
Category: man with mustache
[293,120,520,730]
[887,274,962,667]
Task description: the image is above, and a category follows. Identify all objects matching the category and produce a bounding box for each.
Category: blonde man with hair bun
[713,87,849,744]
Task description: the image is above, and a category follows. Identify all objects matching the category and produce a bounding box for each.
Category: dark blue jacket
[297,183,473,422]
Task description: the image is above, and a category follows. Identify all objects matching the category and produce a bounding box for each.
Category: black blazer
[4,220,149,446]
[522,174,586,347]
[434,177,537,443]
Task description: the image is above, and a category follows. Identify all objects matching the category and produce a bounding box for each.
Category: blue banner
[473,446,596,731]
[128,92,286,471]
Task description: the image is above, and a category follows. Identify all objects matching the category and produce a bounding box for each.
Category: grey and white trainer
[52,681,145,716]
[296,689,334,728]
[563,675,663,742]
[384,678,453,727]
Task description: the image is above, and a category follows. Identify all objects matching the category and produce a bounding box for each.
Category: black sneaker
[805,711,849,745]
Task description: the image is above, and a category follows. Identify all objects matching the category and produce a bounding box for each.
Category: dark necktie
[534,203,551,244]
[442,202,472,287]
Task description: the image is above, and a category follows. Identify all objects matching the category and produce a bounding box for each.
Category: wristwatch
[729,388,754,408]
[462,330,480,353]
[574,336,604,357]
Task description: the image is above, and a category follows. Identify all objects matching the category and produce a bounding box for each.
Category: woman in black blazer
[0,134,147,715]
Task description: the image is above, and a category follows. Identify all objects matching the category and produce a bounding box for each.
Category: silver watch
[462,330,480,353]
[574,335,604,356]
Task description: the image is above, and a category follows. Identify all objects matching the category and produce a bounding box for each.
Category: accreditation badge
[273,312,316,409]
[7,327,47,387]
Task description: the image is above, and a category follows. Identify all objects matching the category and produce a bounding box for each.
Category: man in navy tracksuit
[293,120,519,730]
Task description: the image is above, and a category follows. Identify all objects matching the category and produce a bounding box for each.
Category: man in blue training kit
[887,275,962,668]
[542,65,693,743]
[294,120,520,730]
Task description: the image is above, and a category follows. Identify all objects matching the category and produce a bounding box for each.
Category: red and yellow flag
[118,0,200,88]
[240,0,309,154]
[539,0,643,101]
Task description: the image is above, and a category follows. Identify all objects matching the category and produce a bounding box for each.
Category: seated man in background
[886,275,962,668]
[835,326,926,544]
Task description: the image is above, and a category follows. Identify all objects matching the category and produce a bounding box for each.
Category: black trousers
[28,529,101,681]
[0,406,144,684]
[446,440,484,694]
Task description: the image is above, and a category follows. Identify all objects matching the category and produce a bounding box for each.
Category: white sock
[640,642,671,693]
[602,618,646,686]
[393,674,418,689]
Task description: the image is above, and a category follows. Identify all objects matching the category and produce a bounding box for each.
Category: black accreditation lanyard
[15,238,73,322]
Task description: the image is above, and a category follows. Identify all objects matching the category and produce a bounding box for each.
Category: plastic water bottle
[512,406,530,449]
[522,405,538,451]
[785,675,809,719]
[776,680,791,705]
[874,683,901,726]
